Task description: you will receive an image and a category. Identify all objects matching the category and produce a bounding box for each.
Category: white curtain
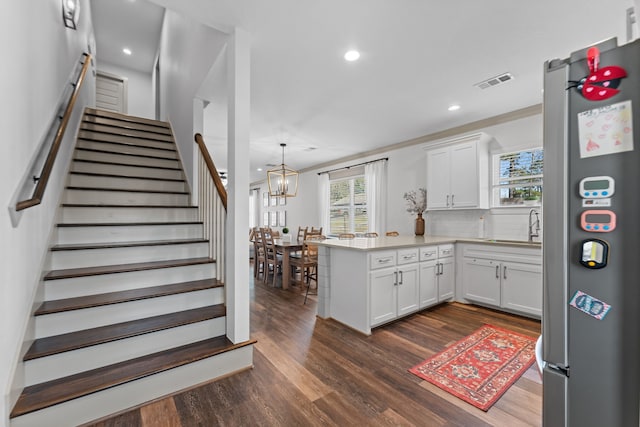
[318,173,330,234]
[365,160,387,234]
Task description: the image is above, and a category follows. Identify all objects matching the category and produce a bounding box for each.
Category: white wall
[157,10,227,189]
[96,61,154,119]
[0,0,96,422]
[263,112,543,241]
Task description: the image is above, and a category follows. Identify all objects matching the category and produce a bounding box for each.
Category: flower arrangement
[403,188,427,215]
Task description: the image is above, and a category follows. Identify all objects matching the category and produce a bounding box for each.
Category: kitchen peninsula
[313,235,541,335]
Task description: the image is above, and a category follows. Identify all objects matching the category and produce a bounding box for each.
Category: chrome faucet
[528,208,540,242]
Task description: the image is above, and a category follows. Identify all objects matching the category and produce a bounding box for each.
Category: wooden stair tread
[25,304,226,360]
[35,279,224,316]
[85,108,171,129]
[57,221,202,227]
[73,159,182,171]
[62,204,196,209]
[75,147,179,161]
[12,336,257,418]
[66,186,189,195]
[80,126,175,142]
[69,171,184,183]
[77,138,176,152]
[50,238,208,251]
[81,119,173,137]
[44,257,214,281]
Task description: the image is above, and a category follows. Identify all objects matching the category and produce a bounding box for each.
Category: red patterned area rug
[409,324,536,411]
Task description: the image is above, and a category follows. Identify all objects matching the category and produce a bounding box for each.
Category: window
[492,148,543,207]
[329,176,368,234]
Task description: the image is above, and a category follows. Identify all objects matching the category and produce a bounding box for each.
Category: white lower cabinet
[369,247,426,327]
[370,264,419,326]
[418,245,455,308]
[461,244,542,318]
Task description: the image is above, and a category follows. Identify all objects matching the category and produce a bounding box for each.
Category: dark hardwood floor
[84,265,542,427]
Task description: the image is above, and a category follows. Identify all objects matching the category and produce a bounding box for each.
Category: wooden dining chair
[297,226,308,242]
[385,231,399,236]
[253,229,266,281]
[338,233,355,239]
[261,229,282,286]
[310,226,323,235]
[290,234,325,303]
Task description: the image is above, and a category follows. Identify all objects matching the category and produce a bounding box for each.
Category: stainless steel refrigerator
[543,37,640,426]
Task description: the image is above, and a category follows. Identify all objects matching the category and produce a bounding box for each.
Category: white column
[226,28,250,343]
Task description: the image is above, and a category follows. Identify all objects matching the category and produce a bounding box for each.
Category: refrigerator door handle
[542,57,570,368]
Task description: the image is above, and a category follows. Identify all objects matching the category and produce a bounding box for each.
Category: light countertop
[312,235,541,251]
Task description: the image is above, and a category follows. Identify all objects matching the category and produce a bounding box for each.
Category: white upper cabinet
[425,133,491,210]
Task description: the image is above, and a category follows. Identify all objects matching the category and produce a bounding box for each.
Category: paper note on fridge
[577,100,634,158]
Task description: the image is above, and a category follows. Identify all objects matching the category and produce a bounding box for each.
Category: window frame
[328,173,368,235]
[491,147,543,208]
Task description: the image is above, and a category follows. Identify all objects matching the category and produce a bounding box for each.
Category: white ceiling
[91,0,635,183]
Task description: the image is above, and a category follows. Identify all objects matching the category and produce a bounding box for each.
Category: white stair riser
[79,123,174,142]
[11,346,254,427]
[60,206,198,223]
[25,317,226,386]
[35,288,224,338]
[78,131,174,149]
[71,161,183,180]
[44,262,216,300]
[64,189,190,205]
[50,242,209,269]
[55,223,203,245]
[68,174,187,192]
[76,139,178,159]
[75,150,180,168]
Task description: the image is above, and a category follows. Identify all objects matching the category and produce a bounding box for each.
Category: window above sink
[492,148,543,208]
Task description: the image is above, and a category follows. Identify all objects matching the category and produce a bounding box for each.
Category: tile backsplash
[425,208,543,242]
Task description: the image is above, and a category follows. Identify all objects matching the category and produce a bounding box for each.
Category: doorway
[95,71,128,113]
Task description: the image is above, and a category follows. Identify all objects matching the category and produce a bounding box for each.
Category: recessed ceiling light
[122,48,132,55]
[344,50,360,62]
[257,168,263,172]
[448,104,461,111]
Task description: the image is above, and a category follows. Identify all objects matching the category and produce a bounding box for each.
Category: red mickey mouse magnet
[568,46,627,101]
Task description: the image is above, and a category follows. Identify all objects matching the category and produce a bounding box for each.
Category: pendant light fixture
[267,143,298,198]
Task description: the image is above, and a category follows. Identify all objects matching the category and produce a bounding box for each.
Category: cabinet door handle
[446,195,450,207]
[451,194,455,207]
[439,262,444,275]
[503,265,507,279]
[394,271,398,286]
[495,265,500,279]
[378,258,392,264]
[399,270,404,285]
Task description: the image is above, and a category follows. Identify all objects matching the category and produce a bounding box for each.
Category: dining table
[273,238,304,290]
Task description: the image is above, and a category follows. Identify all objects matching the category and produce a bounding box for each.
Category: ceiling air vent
[474,72,514,89]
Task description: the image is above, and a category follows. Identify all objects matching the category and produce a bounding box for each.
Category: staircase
[10,108,255,427]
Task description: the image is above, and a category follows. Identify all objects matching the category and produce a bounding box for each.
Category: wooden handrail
[194,133,227,210]
[16,53,92,211]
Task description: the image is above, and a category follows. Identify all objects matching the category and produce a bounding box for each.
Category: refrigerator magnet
[569,290,611,320]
